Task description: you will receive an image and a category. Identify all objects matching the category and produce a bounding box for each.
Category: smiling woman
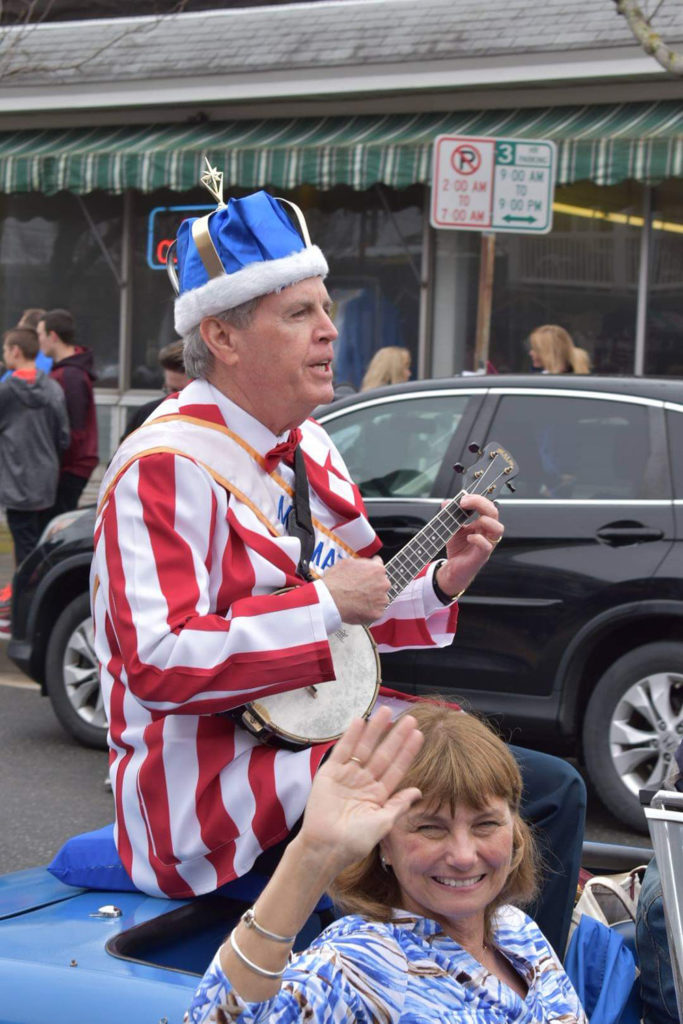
[187,704,586,1024]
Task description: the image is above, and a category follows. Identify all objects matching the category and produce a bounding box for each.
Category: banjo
[238,442,518,748]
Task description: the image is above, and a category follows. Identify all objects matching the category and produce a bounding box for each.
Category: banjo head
[246,622,380,746]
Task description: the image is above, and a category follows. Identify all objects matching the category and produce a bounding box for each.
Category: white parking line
[0,675,39,690]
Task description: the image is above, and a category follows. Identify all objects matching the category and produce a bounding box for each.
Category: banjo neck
[384,490,471,604]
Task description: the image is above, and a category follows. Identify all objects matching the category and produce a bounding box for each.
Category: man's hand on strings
[435,493,503,598]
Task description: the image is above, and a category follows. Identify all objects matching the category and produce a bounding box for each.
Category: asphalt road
[0,673,112,873]
[0,645,651,877]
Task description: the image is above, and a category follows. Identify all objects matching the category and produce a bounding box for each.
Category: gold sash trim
[97,414,358,560]
[98,445,281,538]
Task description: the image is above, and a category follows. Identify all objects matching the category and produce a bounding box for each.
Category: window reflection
[487,181,644,375]
[487,395,661,500]
[647,181,683,377]
[0,192,121,387]
[325,395,468,498]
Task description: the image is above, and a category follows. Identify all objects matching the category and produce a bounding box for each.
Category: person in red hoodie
[37,308,98,516]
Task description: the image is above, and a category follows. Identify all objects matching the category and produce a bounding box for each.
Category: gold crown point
[200,157,225,207]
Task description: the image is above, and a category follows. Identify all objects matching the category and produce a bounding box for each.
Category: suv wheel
[583,641,683,831]
[44,592,108,750]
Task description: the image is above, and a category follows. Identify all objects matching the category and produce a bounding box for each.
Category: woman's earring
[379,852,390,872]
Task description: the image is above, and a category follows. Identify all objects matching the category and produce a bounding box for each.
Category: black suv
[9,374,683,831]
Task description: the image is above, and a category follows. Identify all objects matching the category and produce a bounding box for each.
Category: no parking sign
[431,135,556,234]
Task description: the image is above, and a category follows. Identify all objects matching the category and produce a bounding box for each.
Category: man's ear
[199,316,240,368]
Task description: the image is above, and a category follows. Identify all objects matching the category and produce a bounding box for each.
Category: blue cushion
[48,824,140,892]
[47,824,332,910]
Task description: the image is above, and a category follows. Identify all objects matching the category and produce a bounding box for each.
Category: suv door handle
[374,518,431,537]
[596,521,664,546]
[382,526,422,537]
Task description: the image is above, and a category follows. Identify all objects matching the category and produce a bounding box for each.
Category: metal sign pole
[644,790,683,1019]
[473,232,495,371]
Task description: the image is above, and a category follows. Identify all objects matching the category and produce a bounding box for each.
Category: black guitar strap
[288,445,316,581]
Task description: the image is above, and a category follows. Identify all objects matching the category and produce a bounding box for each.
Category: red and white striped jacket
[91,379,459,898]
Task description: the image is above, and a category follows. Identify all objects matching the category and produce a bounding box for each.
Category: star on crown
[200,157,226,208]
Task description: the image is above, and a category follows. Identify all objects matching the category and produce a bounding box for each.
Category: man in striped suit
[91,184,582,954]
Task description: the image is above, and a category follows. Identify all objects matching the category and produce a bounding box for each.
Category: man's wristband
[431,560,465,605]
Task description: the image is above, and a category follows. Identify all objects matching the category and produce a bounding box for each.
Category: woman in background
[360,346,411,391]
[529,325,591,374]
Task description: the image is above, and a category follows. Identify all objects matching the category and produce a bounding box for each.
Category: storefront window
[305,185,424,392]
[0,191,121,387]
[129,187,210,389]
[130,183,424,392]
[486,180,644,375]
[646,180,683,377]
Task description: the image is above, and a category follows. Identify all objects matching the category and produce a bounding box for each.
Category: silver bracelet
[229,929,286,979]
[241,907,296,944]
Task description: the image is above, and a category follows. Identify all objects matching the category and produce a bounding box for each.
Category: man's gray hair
[182,296,262,379]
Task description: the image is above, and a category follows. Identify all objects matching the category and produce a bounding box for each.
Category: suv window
[323,394,469,498]
[487,394,662,500]
[667,407,683,499]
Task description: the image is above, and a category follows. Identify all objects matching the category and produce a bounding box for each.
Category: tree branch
[615,0,683,75]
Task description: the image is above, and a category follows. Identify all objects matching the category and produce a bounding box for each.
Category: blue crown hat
[169,164,328,336]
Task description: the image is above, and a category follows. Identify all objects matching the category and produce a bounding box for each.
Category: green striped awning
[2,101,683,195]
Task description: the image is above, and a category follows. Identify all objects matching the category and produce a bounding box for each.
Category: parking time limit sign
[431,135,557,234]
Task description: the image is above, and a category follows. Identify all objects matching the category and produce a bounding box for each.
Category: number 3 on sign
[496,142,515,164]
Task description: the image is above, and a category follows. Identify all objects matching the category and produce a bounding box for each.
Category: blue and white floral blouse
[185,905,587,1024]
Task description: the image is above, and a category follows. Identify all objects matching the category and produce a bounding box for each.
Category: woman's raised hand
[296,706,424,875]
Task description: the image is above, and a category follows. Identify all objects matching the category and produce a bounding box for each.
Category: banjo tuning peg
[467,441,482,454]
[506,481,516,493]
[453,462,464,474]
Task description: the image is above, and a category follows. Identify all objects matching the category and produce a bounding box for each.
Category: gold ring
[348,756,364,766]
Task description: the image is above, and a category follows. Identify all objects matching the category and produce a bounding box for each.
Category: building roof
[0,0,682,118]
[1,0,676,80]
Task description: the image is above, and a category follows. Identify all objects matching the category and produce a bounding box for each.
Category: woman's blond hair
[529,325,591,374]
[329,702,540,941]
[360,346,411,391]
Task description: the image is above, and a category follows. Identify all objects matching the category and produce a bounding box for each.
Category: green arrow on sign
[502,215,537,223]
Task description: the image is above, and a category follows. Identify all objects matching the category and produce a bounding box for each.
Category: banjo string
[385,454,511,600]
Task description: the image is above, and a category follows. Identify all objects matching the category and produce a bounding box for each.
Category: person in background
[121,339,191,439]
[0,308,50,382]
[37,308,98,515]
[528,325,591,374]
[0,327,70,566]
[187,703,586,1024]
[360,345,411,391]
[527,326,590,497]
[18,308,52,373]
[0,308,52,630]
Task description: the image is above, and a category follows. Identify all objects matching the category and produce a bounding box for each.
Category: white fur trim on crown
[174,246,329,335]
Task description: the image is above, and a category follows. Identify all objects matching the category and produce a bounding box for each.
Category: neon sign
[146,204,213,270]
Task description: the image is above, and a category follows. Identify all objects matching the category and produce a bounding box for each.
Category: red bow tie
[263,428,302,472]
